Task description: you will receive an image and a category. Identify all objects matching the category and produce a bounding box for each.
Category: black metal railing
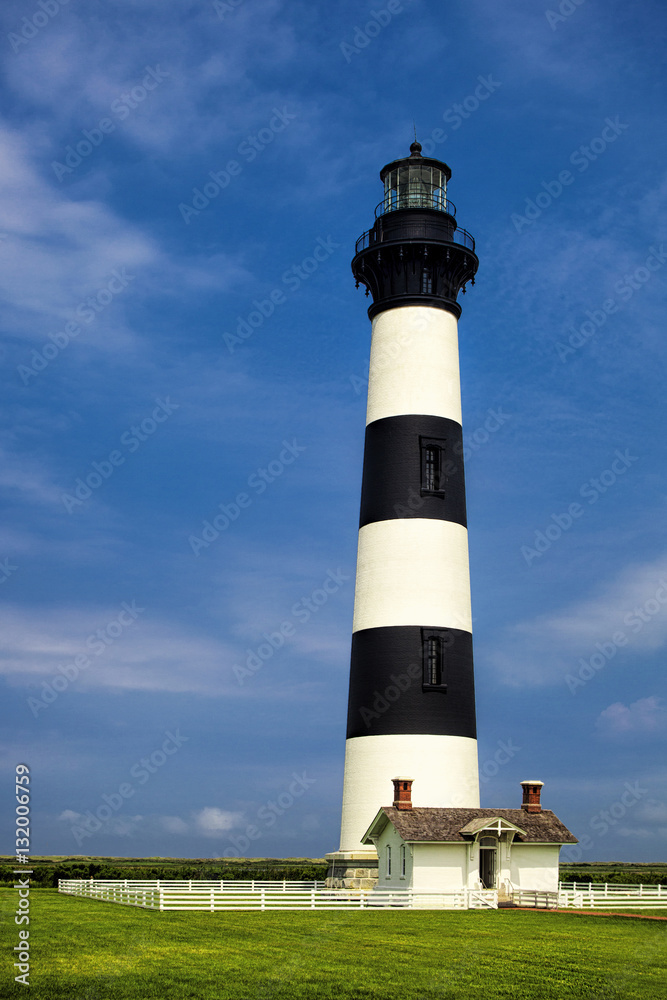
[374,196,457,219]
[355,224,475,255]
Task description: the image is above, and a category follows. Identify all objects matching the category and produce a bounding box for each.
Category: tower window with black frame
[422,629,449,691]
[420,437,447,496]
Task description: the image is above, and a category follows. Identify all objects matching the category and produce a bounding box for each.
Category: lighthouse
[327,142,480,887]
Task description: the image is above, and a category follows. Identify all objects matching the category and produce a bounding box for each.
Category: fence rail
[512,890,559,909]
[558,884,667,910]
[58,880,667,911]
[559,882,665,895]
[58,879,325,891]
[58,880,498,911]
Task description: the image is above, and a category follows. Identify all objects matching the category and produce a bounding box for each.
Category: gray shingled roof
[365,807,577,844]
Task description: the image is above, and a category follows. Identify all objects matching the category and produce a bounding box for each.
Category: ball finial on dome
[409,140,422,156]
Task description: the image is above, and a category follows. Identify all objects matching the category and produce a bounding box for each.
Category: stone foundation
[324,851,379,889]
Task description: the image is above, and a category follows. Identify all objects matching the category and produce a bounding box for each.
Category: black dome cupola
[352,142,478,320]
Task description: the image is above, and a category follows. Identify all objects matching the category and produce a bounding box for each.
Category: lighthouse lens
[383,164,448,212]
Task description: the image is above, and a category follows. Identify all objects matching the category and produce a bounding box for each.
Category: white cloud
[617,800,667,840]
[0,125,157,345]
[159,815,189,835]
[0,602,244,696]
[57,809,144,837]
[486,555,667,686]
[596,697,667,737]
[4,1,305,158]
[58,809,82,823]
[635,800,667,825]
[193,807,244,837]
[0,444,65,508]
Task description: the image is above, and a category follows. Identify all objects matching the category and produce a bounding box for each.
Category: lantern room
[379,141,452,215]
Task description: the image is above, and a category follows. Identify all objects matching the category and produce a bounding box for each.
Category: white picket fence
[557,882,667,909]
[58,879,498,911]
[511,889,559,909]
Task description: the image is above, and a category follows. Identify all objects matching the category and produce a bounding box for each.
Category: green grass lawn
[2,890,666,999]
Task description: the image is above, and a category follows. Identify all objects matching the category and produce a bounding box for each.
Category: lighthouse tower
[327,142,480,886]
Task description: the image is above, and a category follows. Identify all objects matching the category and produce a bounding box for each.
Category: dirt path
[509,907,667,922]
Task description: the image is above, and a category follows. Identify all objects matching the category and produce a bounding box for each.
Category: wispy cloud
[486,555,667,686]
[0,603,242,696]
[193,807,244,836]
[596,697,667,737]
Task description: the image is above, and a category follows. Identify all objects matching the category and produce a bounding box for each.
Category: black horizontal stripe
[346,625,476,739]
[359,415,467,528]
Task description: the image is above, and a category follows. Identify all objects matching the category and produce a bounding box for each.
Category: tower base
[324,850,379,889]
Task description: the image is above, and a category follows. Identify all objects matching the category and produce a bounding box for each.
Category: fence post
[311,888,316,909]
[261,887,265,912]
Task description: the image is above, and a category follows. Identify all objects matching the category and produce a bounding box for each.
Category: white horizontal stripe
[352,519,472,633]
[339,734,480,853]
[366,306,462,425]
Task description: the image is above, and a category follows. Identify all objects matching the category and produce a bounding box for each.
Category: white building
[361,778,577,894]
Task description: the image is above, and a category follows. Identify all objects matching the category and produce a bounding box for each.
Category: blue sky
[1,0,666,863]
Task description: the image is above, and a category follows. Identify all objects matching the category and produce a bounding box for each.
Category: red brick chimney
[392,777,413,811]
[520,780,544,813]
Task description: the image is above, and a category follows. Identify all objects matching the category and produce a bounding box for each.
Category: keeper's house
[362,778,577,893]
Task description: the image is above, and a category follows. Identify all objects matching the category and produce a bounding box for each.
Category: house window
[420,438,446,496]
[386,844,392,877]
[421,628,449,692]
[400,845,406,878]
